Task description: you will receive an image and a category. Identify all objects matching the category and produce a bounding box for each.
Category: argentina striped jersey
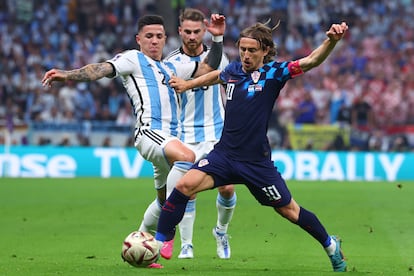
[165,46,229,143]
[107,50,197,136]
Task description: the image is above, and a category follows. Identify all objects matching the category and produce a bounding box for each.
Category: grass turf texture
[0,178,413,276]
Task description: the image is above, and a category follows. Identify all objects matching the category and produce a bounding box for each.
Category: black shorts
[193,149,292,208]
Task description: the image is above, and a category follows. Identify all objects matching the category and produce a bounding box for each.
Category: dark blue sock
[296,206,329,246]
[155,188,189,241]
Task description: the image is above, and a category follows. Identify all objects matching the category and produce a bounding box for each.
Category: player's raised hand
[41,69,68,87]
[204,13,226,36]
[326,22,348,41]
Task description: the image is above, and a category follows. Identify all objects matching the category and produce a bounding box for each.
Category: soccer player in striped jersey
[164,8,236,260]
[41,14,226,268]
[157,21,349,272]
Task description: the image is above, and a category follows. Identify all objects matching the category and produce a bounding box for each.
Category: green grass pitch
[1,178,413,275]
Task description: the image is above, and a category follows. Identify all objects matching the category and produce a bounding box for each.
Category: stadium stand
[0,0,413,150]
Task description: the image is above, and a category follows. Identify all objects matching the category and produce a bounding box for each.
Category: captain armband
[288,60,304,78]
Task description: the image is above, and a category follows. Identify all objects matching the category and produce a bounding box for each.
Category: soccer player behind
[164,8,236,259]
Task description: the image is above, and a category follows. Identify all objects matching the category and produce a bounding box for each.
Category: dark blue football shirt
[215,61,293,161]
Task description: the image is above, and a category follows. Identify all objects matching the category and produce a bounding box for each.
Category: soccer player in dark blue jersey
[157,21,349,272]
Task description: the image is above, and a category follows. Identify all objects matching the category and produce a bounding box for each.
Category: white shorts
[185,140,218,162]
[135,129,179,190]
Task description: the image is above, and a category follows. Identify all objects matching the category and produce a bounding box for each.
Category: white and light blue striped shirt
[165,46,229,143]
[107,50,197,137]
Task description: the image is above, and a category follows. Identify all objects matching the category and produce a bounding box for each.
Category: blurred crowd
[0,0,413,151]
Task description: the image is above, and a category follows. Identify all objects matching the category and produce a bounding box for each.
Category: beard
[184,40,201,52]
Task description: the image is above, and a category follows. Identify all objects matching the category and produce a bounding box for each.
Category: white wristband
[212,35,223,42]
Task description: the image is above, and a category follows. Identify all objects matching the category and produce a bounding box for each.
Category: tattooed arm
[41,62,115,87]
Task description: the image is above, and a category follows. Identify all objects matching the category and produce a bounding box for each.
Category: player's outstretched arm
[41,62,115,87]
[299,22,348,72]
[170,70,221,93]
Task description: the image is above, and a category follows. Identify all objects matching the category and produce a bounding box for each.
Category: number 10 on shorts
[262,185,282,201]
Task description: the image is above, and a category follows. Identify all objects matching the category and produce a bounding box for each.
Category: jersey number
[158,70,167,85]
[261,185,282,201]
[225,83,235,100]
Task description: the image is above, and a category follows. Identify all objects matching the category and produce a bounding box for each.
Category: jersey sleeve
[106,50,138,78]
[219,62,238,83]
[268,61,295,82]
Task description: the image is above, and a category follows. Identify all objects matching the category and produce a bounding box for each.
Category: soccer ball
[121,231,160,267]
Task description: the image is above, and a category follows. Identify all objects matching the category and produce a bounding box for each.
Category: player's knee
[179,148,196,163]
[175,179,194,196]
[218,184,235,198]
[166,140,196,163]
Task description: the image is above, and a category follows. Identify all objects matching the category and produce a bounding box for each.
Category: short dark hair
[137,15,165,33]
[179,8,205,25]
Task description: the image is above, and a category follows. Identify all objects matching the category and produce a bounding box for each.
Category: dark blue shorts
[193,150,292,208]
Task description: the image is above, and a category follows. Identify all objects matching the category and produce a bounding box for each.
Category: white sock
[179,199,196,246]
[324,236,336,256]
[166,161,193,197]
[215,192,237,234]
[138,198,161,235]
